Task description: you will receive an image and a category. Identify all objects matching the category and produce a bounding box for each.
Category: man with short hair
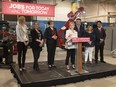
[94,21,106,63]
[74,18,85,64]
[75,18,85,37]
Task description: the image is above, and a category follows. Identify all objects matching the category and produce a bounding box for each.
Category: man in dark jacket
[74,18,85,64]
[74,18,85,37]
[94,21,106,63]
[44,20,58,69]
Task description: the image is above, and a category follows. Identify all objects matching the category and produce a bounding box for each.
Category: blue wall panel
[33,20,109,33]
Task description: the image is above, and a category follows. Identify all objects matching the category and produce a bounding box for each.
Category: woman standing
[65,22,78,71]
[31,21,44,71]
[44,20,57,69]
[84,25,95,64]
[16,16,29,71]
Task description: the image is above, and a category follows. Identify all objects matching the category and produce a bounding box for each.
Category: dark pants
[32,48,41,69]
[17,42,27,68]
[46,43,56,65]
[95,44,104,62]
[0,58,2,63]
[65,49,75,65]
[3,45,9,64]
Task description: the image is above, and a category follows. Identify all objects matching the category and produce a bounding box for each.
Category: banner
[2,1,55,17]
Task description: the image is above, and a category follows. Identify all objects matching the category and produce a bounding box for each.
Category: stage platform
[10,60,116,87]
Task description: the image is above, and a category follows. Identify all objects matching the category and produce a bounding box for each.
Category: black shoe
[0,62,4,65]
[19,68,22,72]
[22,67,26,71]
[33,66,40,70]
[95,61,98,64]
[101,61,106,63]
[48,65,52,70]
[52,65,56,68]
[72,65,75,69]
[34,68,40,71]
[36,68,40,71]
[66,66,70,72]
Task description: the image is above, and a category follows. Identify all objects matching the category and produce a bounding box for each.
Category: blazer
[31,29,43,50]
[65,29,78,49]
[94,27,106,45]
[16,24,29,42]
[44,27,58,45]
[65,29,78,41]
[74,24,85,37]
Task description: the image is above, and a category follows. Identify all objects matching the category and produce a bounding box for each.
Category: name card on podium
[72,37,90,43]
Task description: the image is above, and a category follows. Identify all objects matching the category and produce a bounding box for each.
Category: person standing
[44,20,58,69]
[74,18,85,37]
[65,22,78,71]
[94,21,106,63]
[16,16,29,71]
[31,21,44,71]
[75,18,85,61]
[84,25,95,64]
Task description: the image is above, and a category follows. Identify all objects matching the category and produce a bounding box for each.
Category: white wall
[36,0,116,22]
[54,0,71,21]
[37,0,71,21]
[80,0,116,22]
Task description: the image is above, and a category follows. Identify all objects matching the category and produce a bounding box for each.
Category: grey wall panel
[112,29,116,50]
[104,27,113,50]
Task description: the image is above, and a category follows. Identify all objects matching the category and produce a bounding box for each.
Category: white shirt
[65,29,78,49]
[65,29,78,41]
[16,24,29,42]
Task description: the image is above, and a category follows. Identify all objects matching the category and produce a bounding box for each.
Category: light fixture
[83,11,86,13]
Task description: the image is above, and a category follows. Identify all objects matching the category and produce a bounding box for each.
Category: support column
[76,0,80,8]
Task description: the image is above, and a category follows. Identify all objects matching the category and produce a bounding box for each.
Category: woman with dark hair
[44,20,58,69]
[31,21,44,71]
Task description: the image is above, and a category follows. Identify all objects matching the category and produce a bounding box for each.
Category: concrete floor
[0,47,116,87]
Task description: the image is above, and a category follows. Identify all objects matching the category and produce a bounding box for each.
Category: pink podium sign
[72,37,90,43]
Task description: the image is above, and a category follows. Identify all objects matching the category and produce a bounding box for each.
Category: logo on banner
[2,1,55,17]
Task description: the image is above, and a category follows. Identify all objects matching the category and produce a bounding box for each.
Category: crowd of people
[16,16,106,72]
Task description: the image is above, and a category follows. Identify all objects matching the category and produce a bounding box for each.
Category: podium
[72,38,90,74]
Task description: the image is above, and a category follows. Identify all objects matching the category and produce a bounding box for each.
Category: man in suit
[94,21,106,63]
[75,18,85,51]
[74,18,85,63]
[74,18,85,37]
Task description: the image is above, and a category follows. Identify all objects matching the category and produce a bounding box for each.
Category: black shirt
[84,32,95,47]
[31,29,43,50]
